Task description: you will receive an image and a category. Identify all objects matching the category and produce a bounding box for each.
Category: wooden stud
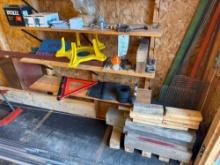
[142,151,152,158]
[159,156,170,163]
[124,145,134,153]
[19,26,163,37]
[109,127,122,150]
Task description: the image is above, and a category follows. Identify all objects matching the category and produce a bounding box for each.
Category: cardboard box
[25,12,59,27]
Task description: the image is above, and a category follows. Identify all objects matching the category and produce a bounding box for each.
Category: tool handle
[1,94,15,111]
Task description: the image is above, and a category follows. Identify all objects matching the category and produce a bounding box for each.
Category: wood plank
[142,151,151,158]
[165,107,203,122]
[126,131,193,151]
[132,119,188,131]
[124,119,196,143]
[133,103,164,116]
[30,75,131,106]
[18,25,163,37]
[162,120,199,130]
[159,156,169,163]
[124,133,192,163]
[130,111,163,123]
[20,57,155,79]
[0,86,96,119]
[109,127,122,150]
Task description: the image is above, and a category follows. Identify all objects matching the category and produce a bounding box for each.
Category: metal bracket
[21,29,42,42]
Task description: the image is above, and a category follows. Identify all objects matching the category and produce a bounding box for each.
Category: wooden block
[159,156,170,162]
[106,107,126,129]
[130,111,163,123]
[124,133,192,163]
[124,145,134,153]
[162,120,199,130]
[132,119,188,131]
[127,132,193,152]
[135,88,152,104]
[109,127,122,149]
[136,39,149,73]
[165,107,203,122]
[142,151,152,158]
[133,103,164,116]
[124,119,196,143]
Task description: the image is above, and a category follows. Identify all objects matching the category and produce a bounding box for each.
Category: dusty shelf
[20,57,155,79]
[29,75,132,107]
[19,25,163,37]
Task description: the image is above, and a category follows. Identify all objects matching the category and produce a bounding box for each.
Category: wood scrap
[136,39,149,73]
[124,119,196,143]
[165,107,203,122]
[109,127,122,150]
[132,118,188,131]
[133,103,164,116]
[124,133,192,163]
[130,106,203,130]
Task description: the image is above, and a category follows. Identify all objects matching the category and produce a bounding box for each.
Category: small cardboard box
[25,12,59,27]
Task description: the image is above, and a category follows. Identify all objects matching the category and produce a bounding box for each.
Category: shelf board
[19,25,163,37]
[29,75,132,106]
[20,57,155,79]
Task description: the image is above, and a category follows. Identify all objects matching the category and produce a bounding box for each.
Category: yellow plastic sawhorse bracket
[56,34,107,68]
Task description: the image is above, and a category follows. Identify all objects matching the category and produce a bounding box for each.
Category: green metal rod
[164,0,208,85]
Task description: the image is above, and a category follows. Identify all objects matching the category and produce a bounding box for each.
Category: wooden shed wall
[0,0,199,93]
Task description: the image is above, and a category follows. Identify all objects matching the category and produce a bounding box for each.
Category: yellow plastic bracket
[55,34,107,68]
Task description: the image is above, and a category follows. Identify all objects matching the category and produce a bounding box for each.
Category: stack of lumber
[124,103,203,164]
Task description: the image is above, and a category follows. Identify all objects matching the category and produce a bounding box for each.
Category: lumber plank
[20,57,155,79]
[0,86,96,118]
[132,119,188,131]
[19,25,163,37]
[124,134,192,163]
[124,119,196,143]
[130,111,163,123]
[162,120,199,130]
[109,127,122,149]
[165,107,203,122]
[133,103,164,116]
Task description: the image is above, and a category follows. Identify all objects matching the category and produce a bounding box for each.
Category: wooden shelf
[19,25,163,37]
[20,57,155,79]
[29,75,132,106]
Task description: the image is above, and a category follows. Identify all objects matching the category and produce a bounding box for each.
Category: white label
[6,10,19,16]
[118,35,129,57]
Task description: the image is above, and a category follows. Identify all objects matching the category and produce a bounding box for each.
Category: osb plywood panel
[151,0,199,94]
[0,0,40,51]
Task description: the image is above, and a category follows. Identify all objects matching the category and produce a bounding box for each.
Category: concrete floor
[0,104,180,165]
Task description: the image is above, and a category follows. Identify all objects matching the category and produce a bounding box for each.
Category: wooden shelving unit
[19,25,163,37]
[29,75,131,106]
[20,57,155,79]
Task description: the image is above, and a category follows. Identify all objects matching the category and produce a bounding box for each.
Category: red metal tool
[0,90,23,126]
[57,76,97,100]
